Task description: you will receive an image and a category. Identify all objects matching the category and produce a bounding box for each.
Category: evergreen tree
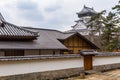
[87,10,106,36]
[87,1,120,51]
[102,12,119,51]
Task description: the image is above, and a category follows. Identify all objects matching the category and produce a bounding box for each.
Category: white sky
[0,0,119,31]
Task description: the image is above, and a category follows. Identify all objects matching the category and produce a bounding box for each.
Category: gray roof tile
[0,25,100,49]
[0,13,38,40]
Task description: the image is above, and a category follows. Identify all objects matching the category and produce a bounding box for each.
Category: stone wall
[0,63,120,80]
[93,63,120,72]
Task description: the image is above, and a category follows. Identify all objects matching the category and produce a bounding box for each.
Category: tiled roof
[22,27,99,49]
[0,25,100,49]
[0,13,38,40]
[24,28,68,49]
[0,27,67,49]
[77,5,97,17]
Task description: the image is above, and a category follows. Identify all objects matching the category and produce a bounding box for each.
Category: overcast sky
[0,0,119,31]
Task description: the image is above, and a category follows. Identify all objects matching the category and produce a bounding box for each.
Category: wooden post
[84,55,93,70]
[79,50,98,71]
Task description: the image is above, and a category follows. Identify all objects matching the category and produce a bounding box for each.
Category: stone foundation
[0,63,120,80]
[93,63,120,72]
[0,68,83,80]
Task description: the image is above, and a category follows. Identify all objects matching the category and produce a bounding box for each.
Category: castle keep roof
[77,5,97,17]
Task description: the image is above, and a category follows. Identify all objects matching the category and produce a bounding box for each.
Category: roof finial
[84,4,86,8]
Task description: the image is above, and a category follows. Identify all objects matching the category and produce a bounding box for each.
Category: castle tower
[72,5,97,30]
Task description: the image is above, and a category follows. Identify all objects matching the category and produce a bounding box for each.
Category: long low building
[0,12,100,56]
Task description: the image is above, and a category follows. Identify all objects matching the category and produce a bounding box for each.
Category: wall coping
[95,52,120,57]
[0,52,119,61]
[0,54,82,61]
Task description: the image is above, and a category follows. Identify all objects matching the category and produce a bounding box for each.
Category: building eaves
[0,13,38,40]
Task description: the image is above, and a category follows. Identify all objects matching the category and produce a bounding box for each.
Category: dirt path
[66,69,120,80]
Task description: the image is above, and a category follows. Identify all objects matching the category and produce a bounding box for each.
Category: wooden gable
[63,33,99,54]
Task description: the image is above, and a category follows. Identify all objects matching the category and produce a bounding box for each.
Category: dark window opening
[5,50,24,56]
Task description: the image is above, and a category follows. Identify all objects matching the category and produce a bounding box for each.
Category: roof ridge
[84,6,93,10]
[0,12,5,21]
[23,27,63,33]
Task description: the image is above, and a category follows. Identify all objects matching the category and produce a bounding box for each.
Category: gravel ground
[65,69,120,80]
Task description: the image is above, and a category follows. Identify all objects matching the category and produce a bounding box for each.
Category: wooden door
[84,55,92,70]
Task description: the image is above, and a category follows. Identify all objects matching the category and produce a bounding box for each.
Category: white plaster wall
[24,50,39,55]
[55,50,60,54]
[93,56,120,66]
[40,50,61,55]
[41,50,54,55]
[0,56,120,77]
[0,58,83,76]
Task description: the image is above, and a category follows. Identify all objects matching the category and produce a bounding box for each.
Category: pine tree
[87,1,120,51]
[102,12,119,51]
